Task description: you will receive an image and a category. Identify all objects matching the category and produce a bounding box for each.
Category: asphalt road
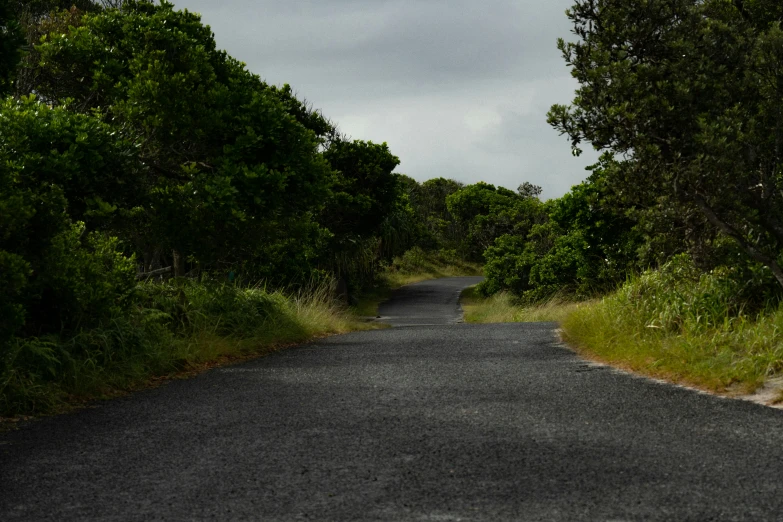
[2,277,783,521]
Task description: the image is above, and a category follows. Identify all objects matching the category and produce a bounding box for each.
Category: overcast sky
[170,0,599,199]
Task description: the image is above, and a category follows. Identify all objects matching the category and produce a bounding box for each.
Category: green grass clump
[0,279,373,419]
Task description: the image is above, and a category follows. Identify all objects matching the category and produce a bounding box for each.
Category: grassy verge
[561,272,783,396]
[1,280,379,423]
[353,248,482,317]
[1,248,480,424]
[463,258,783,400]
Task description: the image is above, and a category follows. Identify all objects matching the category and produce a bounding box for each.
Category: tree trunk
[172,249,185,278]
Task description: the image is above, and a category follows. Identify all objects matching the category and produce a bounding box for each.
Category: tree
[549,0,783,289]
[320,139,405,283]
[30,0,334,281]
[517,182,542,200]
[479,166,641,300]
[446,182,545,261]
[0,98,139,341]
[0,0,23,96]
[400,176,464,250]
[321,139,401,239]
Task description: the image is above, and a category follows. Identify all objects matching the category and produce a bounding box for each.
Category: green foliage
[39,224,137,332]
[319,139,406,286]
[322,139,401,239]
[480,165,642,301]
[480,235,534,296]
[615,254,780,334]
[550,0,783,289]
[0,279,365,417]
[402,176,465,250]
[0,252,29,343]
[29,1,335,279]
[0,0,24,96]
[0,97,142,228]
[0,98,139,342]
[446,182,545,261]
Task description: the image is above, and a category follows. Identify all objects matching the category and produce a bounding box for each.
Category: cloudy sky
[170,0,599,199]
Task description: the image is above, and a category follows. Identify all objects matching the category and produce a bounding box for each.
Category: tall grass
[460,286,584,324]
[562,257,783,393]
[0,279,373,418]
[461,254,783,396]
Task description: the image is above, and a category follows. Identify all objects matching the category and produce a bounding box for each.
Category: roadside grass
[353,248,482,317]
[1,248,480,423]
[460,286,584,324]
[0,280,378,422]
[561,265,783,395]
[463,256,783,398]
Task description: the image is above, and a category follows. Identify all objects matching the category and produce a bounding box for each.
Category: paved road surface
[2,277,783,521]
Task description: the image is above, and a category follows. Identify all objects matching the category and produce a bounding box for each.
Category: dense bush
[0,98,139,343]
[479,166,641,301]
[446,182,545,262]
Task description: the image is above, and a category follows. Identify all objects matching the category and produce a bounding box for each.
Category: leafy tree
[403,177,465,250]
[320,139,406,283]
[446,182,545,261]
[517,182,542,200]
[480,166,642,300]
[0,98,138,342]
[321,139,401,239]
[479,234,536,296]
[30,0,334,281]
[549,0,783,289]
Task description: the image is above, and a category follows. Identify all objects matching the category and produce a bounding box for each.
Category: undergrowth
[0,279,374,419]
[1,248,478,420]
[562,256,783,394]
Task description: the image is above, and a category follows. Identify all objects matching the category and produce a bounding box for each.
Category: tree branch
[693,194,783,289]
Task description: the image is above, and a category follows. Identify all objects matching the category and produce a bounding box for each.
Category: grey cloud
[171,0,594,198]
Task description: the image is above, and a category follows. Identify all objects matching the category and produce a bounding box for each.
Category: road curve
[377,276,484,326]
[2,277,783,521]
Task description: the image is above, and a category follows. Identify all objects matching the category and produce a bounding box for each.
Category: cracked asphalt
[2,277,783,521]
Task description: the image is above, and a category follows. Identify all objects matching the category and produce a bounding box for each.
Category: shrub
[0,98,140,342]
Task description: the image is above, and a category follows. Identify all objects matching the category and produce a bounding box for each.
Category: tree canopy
[548,0,783,288]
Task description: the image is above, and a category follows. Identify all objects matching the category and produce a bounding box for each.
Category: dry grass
[461,286,584,324]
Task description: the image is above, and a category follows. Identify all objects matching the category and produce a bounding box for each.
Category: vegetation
[4,0,783,414]
[0,0,479,418]
[1,279,371,417]
[562,256,783,395]
[461,286,583,325]
[462,0,783,398]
